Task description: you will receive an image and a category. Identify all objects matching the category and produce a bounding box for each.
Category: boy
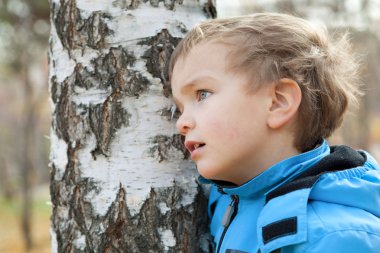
[169,13,380,253]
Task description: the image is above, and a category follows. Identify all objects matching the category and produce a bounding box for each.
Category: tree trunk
[21,52,37,251]
[0,157,15,201]
[49,0,216,252]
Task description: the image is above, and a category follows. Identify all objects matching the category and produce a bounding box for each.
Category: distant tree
[0,156,14,200]
[0,0,50,250]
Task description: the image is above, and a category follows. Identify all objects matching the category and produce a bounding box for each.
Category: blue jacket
[204,140,380,253]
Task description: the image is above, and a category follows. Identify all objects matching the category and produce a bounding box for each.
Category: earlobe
[267,78,302,129]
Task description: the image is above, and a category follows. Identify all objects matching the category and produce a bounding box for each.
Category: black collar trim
[265,145,367,203]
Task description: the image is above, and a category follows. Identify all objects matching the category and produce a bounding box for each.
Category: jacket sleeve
[304,230,380,253]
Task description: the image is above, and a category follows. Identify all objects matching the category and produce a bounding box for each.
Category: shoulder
[287,229,380,253]
[260,164,380,253]
[298,163,380,252]
[294,200,380,253]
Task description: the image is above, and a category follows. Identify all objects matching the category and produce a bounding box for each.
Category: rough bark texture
[49,0,215,252]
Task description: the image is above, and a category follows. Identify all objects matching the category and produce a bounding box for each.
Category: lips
[185,140,206,153]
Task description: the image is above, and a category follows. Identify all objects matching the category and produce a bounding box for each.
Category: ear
[267,78,302,129]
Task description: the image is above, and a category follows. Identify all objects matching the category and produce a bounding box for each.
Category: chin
[196,165,214,179]
[196,164,224,181]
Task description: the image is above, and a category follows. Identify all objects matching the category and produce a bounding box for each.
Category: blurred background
[0,0,380,252]
[0,0,50,252]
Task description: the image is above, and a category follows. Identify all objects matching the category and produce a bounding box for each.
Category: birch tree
[49,0,216,252]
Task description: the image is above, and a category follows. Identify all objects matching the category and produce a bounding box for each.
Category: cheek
[225,126,241,140]
[206,117,242,141]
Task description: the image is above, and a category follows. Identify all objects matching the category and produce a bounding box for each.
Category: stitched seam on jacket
[324,166,368,180]
[309,201,327,229]
[302,229,380,253]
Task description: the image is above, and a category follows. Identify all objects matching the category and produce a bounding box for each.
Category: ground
[0,184,51,253]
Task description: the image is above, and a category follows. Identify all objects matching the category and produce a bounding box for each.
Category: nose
[176,110,195,136]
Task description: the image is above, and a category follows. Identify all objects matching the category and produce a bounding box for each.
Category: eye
[196,90,212,102]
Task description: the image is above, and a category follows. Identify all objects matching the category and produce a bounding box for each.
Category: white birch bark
[49,0,216,252]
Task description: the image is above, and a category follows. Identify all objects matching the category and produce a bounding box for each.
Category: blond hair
[169,13,362,152]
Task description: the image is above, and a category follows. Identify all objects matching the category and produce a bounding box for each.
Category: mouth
[185,141,206,153]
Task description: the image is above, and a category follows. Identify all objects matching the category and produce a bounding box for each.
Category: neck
[238,132,300,186]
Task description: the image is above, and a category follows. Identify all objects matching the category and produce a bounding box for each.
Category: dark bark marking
[53,47,137,159]
[54,0,112,51]
[63,141,81,184]
[54,79,71,142]
[73,63,95,90]
[155,182,211,252]
[140,29,181,97]
[112,0,184,10]
[50,164,61,206]
[50,141,101,253]
[53,73,90,146]
[98,186,162,252]
[175,20,188,34]
[70,181,97,250]
[171,134,188,159]
[149,134,188,162]
[149,0,160,8]
[123,71,150,98]
[203,0,217,19]
[157,0,184,10]
[91,46,136,91]
[89,93,130,158]
[112,0,140,10]
[54,78,83,143]
[51,168,210,252]
[51,75,59,103]
[150,135,170,162]
[98,183,211,252]
[53,177,99,253]
[74,46,148,98]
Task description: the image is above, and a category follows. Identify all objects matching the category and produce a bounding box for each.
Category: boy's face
[171,41,273,185]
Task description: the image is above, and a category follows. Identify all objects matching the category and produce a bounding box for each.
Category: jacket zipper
[216,195,239,253]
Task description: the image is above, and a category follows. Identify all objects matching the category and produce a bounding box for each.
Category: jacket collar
[257,144,369,252]
[199,139,330,199]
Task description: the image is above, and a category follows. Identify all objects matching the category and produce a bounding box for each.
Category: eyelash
[196,90,212,102]
[173,89,212,117]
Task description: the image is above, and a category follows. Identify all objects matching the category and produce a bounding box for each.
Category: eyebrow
[180,75,218,93]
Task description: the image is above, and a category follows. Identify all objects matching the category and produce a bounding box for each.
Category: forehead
[171,41,232,86]
[181,41,231,64]
[170,40,259,98]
